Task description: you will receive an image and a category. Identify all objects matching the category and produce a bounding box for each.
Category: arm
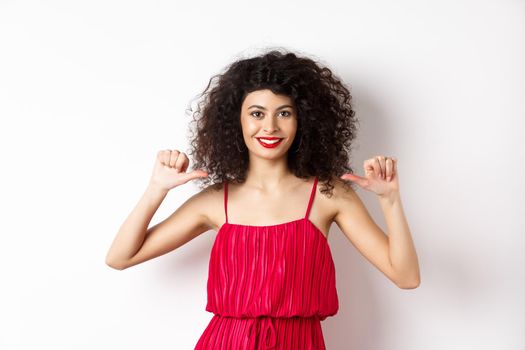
[333,179,420,289]
[105,183,212,270]
[106,149,211,270]
[378,191,420,289]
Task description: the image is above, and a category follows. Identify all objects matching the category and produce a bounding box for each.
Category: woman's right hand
[149,149,209,192]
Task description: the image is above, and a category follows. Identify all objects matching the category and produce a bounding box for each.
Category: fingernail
[387,176,391,181]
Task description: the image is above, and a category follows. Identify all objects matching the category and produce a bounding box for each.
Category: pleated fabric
[195,176,338,350]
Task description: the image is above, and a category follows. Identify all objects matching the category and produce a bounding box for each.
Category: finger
[392,157,397,176]
[163,150,171,166]
[371,158,382,178]
[341,172,365,181]
[174,152,187,172]
[178,169,208,183]
[164,149,173,167]
[385,157,393,181]
[364,159,375,177]
[156,150,165,165]
[341,173,367,187]
[189,169,209,179]
[179,153,190,173]
[169,150,180,168]
[377,156,386,179]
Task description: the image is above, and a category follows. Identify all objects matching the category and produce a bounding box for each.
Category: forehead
[241,89,294,108]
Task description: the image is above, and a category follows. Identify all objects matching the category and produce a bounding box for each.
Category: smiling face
[239,89,298,160]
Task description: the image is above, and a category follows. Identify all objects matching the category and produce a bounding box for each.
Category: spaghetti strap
[224,181,229,223]
[304,176,318,219]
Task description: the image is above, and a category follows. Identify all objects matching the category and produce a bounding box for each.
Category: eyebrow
[247,104,294,110]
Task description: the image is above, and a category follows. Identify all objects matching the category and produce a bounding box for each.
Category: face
[239,89,298,159]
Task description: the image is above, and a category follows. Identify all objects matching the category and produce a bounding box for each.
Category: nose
[263,116,279,133]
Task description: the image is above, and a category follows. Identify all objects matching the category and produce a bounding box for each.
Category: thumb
[340,173,367,187]
[181,169,209,182]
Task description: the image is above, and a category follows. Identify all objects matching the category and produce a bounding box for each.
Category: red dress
[195,176,339,349]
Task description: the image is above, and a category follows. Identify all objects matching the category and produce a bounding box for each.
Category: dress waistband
[247,316,277,350]
[212,314,321,350]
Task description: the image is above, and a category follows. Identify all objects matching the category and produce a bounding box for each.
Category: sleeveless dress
[195,176,339,349]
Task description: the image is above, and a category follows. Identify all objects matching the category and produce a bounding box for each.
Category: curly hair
[186,48,359,197]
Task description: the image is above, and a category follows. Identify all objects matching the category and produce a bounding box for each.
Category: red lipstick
[256,137,283,148]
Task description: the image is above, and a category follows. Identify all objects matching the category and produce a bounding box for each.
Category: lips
[256,137,283,148]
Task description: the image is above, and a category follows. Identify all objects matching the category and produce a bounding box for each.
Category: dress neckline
[218,217,328,241]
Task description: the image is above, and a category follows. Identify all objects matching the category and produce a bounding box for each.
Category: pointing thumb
[340,173,367,187]
[182,170,209,182]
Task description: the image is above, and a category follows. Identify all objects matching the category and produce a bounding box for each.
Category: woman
[105,49,420,349]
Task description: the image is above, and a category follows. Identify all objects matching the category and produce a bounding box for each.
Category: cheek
[285,121,298,138]
[242,120,260,136]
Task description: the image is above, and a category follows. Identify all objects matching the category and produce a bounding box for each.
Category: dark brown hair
[186,48,359,196]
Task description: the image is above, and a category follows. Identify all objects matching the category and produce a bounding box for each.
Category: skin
[105,89,421,290]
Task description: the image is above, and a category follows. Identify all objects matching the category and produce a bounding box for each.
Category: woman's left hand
[340,155,399,198]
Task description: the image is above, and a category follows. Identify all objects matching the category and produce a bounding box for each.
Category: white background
[1,0,523,349]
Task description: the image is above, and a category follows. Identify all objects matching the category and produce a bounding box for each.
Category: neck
[245,154,294,190]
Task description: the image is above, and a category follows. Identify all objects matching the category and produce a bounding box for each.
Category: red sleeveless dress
[195,176,339,349]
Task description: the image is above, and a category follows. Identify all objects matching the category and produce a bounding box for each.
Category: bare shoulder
[328,174,378,234]
[302,175,350,238]
[316,175,358,217]
[327,175,359,203]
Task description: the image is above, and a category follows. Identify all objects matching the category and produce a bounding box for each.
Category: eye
[250,110,292,119]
